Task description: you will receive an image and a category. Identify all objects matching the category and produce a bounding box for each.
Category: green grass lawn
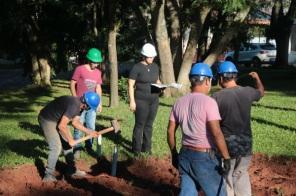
[0,67,295,168]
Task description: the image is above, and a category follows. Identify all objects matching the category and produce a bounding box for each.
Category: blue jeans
[225,155,252,196]
[178,148,226,196]
[74,109,96,149]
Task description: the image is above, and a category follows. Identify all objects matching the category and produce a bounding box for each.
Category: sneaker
[71,169,87,178]
[43,173,57,182]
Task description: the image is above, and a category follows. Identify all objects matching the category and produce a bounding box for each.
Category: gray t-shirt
[39,96,81,122]
[129,62,160,99]
[212,86,261,157]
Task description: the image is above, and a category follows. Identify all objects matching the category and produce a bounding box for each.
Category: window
[260,44,276,50]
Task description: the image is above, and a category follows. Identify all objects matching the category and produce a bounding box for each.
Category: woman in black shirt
[128,43,161,155]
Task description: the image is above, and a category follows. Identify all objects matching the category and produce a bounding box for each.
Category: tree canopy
[0,0,295,99]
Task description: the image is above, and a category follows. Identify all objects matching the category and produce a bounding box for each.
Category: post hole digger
[71,119,121,176]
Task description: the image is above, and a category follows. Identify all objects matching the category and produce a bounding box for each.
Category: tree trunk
[22,2,52,87]
[177,6,211,94]
[129,0,154,42]
[154,0,175,97]
[166,0,182,78]
[270,0,296,66]
[197,12,212,60]
[275,34,290,66]
[93,0,98,37]
[38,58,51,86]
[108,0,119,107]
[108,29,119,107]
[31,54,41,85]
[31,54,51,86]
[204,6,251,66]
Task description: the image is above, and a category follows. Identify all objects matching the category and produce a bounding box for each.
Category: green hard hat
[86,48,103,63]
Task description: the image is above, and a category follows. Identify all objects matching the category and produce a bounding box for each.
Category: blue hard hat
[218,61,238,74]
[83,92,100,110]
[190,63,213,78]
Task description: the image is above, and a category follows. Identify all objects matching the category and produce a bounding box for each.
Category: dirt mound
[250,154,296,196]
[0,154,295,196]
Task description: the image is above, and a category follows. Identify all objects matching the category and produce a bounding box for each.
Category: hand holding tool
[72,119,120,146]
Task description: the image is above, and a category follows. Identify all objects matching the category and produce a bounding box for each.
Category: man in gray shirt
[212,61,264,196]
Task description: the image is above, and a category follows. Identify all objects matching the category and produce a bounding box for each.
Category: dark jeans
[132,96,159,153]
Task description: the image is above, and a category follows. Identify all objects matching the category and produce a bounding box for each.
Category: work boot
[43,173,57,182]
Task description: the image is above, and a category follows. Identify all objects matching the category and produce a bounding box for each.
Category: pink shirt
[170,92,221,148]
[71,65,102,97]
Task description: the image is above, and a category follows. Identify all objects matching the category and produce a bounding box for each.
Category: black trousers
[132,96,159,153]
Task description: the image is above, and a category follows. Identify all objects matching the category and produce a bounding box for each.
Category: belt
[183,145,213,153]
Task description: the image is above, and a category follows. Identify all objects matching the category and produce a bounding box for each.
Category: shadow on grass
[253,104,296,112]
[96,115,116,122]
[0,113,35,120]
[0,86,54,113]
[75,121,132,160]
[159,102,173,107]
[96,122,133,154]
[103,131,133,155]
[51,80,70,89]
[19,121,43,136]
[237,67,296,96]
[7,139,48,159]
[34,157,46,178]
[252,117,296,132]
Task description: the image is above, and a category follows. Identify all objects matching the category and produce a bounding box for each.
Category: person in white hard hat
[128,43,162,156]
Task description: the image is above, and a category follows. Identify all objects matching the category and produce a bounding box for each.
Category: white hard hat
[141,43,157,57]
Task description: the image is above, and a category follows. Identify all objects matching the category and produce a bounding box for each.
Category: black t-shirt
[39,96,81,122]
[212,86,261,157]
[129,62,160,99]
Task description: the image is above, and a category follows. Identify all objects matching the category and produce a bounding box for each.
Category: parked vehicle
[225,43,276,67]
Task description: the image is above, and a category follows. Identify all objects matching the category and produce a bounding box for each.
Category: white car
[225,43,276,67]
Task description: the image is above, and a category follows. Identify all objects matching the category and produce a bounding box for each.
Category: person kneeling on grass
[38,92,100,182]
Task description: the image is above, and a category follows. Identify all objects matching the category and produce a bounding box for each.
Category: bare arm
[71,116,96,135]
[128,79,136,112]
[167,120,179,168]
[96,84,102,112]
[249,72,264,97]
[58,115,76,146]
[70,80,77,96]
[167,120,178,153]
[207,120,230,159]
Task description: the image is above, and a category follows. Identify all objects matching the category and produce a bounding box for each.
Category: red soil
[0,153,295,196]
